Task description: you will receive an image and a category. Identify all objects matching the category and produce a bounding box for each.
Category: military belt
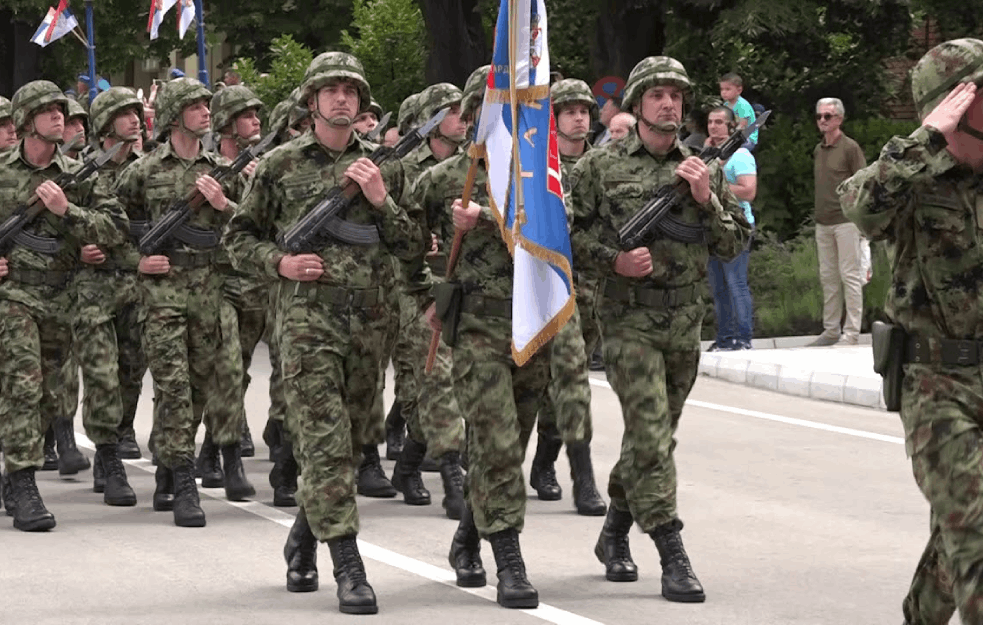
[460,294,511,318]
[166,250,217,268]
[291,282,383,308]
[91,258,131,273]
[6,268,73,288]
[907,335,983,367]
[602,280,699,309]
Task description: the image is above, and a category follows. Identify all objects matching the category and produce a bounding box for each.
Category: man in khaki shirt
[810,97,866,346]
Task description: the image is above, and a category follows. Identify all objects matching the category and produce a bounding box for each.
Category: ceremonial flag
[31,1,79,47]
[474,0,574,365]
[147,0,177,40]
[178,0,195,40]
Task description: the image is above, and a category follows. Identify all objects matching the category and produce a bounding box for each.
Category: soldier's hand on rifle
[614,247,653,277]
[139,255,171,275]
[81,244,106,265]
[923,81,978,138]
[196,175,229,211]
[0,257,7,280]
[278,253,324,282]
[426,232,439,257]
[242,160,258,179]
[36,180,69,216]
[675,156,711,205]
[345,157,387,208]
[424,301,441,332]
[453,199,482,231]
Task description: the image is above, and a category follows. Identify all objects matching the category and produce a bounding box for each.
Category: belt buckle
[346,290,356,307]
[662,290,674,308]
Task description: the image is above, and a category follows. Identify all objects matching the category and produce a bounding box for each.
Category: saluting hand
[36,180,69,216]
[278,253,324,282]
[81,244,106,265]
[614,247,653,277]
[196,174,229,211]
[139,255,171,275]
[923,81,979,138]
[345,158,388,208]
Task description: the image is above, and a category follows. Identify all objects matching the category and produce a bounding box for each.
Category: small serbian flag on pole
[147,0,177,40]
[178,0,195,40]
[474,0,574,366]
[31,1,79,47]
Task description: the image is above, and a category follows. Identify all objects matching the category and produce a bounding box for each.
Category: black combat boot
[263,418,283,463]
[42,426,58,471]
[594,506,638,581]
[195,433,224,488]
[8,468,56,531]
[153,465,174,512]
[1,469,13,517]
[448,506,486,587]
[650,519,705,602]
[567,442,607,516]
[240,423,255,458]
[54,417,90,475]
[116,410,142,459]
[392,437,431,505]
[356,444,396,498]
[529,432,562,501]
[94,444,137,506]
[488,528,538,609]
[439,451,466,520]
[327,535,378,614]
[270,438,298,507]
[171,462,206,527]
[221,443,256,501]
[384,401,405,461]
[284,508,318,592]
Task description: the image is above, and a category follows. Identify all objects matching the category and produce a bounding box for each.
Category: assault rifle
[0,142,124,256]
[364,111,392,144]
[278,107,448,252]
[618,110,770,250]
[138,130,277,255]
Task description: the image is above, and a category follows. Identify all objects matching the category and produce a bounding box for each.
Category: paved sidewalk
[698,334,888,411]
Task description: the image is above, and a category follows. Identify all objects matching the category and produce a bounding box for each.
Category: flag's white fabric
[178,0,195,40]
[30,4,78,48]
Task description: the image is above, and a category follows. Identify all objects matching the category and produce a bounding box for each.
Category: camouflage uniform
[839,38,983,625]
[0,81,127,529]
[569,57,750,601]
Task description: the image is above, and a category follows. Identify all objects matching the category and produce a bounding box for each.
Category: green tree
[233,34,313,114]
[340,0,427,113]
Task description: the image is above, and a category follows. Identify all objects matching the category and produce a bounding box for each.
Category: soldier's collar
[159,138,218,165]
[13,140,73,172]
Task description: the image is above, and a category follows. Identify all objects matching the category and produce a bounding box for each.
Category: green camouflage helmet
[461,65,491,121]
[418,83,463,124]
[66,98,88,127]
[11,80,68,131]
[90,87,144,138]
[0,96,12,122]
[912,38,983,121]
[300,51,371,113]
[551,78,598,119]
[287,86,310,128]
[210,85,264,132]
[268,99,293,136]
[366,99,383,119]
[622,56,692,112]
[154,77,212,136]
[397,93,421,134]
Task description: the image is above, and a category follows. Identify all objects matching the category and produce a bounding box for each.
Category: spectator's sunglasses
[815,113,839,121]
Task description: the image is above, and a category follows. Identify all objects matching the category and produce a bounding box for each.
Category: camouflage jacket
[840,125,983,340]
[567,128,750,288]
[0,142,127,315]
[412,151,512,299]
[224,130,424,290]
[560,146,590,223]
[114,139,244,308]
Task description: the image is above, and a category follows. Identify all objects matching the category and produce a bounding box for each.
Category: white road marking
[587,377,904,445]
[75,434,606,625]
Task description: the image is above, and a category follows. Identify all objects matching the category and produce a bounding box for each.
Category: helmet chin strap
[557,128,588,142]
[434,130,465,148]
[639,113,680,135]
[957,118,983,143]
[313,98,353,128]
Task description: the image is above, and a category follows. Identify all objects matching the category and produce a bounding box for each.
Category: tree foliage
[340,0,427,114]
[233,35,312,118]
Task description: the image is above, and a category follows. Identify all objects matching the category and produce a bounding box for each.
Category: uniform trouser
[0,299,74,473]
[143,293,221,468]
[280,293,390,541]
[363,280,401,449]
[815,222,863,340]
[600,310,700,532]
[266,288,287,425]
[452,313,550,537]
[73,313,124,447]
[116,301,147,436]
[62,351,80,423]
[899,364,983,624]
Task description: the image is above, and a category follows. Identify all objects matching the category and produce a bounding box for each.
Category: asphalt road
[2,344,945,624]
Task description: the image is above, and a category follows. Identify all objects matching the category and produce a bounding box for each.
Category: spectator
[704,106,757,351]
[808,97,866,347]
[719,72,757,150]
[223,69,242,86]
[607,111,635,142]
[592,91,622,146]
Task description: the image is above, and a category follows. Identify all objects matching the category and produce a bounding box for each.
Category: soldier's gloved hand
[675,156,711,206]
[139,255,171,275]
[81,244,106,265]
[614,247,653,277]
[345,157,387,208]
[424,301,441,333]
[36,180,69,216]
[196,174,229,211]
[923,81,979,138]
[452,199,482,231]
[426,232,439,257]
[0,257,7,280]
[278,253,324,282]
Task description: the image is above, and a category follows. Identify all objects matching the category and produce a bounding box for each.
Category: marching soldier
[225,51,425,615]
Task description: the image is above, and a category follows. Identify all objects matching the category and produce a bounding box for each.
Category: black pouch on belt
[433,281,463,348]
[872,320,906,412]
